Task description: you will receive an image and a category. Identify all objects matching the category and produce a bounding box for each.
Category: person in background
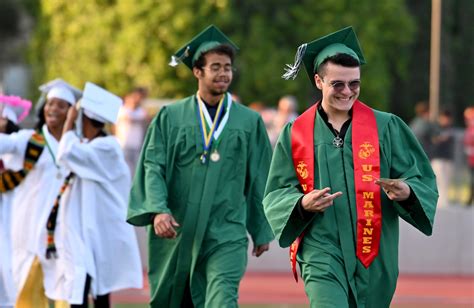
[409,101,434,159]
[0,95,32,308]
[263,26,437,307]
[114,87,149,176]
[0,79,81,307]
[57,82,142,307]
[464,107,474,205]
[127,25,273,307]
[268,95,299,147]
[431,110,456,207]
[248,101,277,139]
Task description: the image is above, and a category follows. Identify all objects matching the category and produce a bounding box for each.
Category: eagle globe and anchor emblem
[296,161,309,192]
[358,142,375,159]
[296,161,309,179]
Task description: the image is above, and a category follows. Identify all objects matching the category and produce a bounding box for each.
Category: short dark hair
[193,44,235,69]
[415,101,429,115]
[129,86,148,97]
[440,109,452,118]
[316,53,360,77]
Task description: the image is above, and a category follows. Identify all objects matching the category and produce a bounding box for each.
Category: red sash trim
[352,102,381,267]
[289,103,317,282]
[289,100,381,282]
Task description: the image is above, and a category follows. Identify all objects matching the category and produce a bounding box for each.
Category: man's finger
[318,192,343,204]
[312,187,331,198]
[170,217,180,227]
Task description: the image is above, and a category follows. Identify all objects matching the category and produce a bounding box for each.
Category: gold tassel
[15,257,49,308]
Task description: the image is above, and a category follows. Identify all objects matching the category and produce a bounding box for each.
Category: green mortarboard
[169,25,239,70]
[282,26,366,86]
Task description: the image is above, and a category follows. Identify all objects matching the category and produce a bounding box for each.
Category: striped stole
[0,132,46,192]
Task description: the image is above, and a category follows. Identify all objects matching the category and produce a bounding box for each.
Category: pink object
[0,95,33,123]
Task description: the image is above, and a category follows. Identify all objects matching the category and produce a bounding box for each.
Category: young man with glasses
[263,27,438,307]
[127,25,273,308]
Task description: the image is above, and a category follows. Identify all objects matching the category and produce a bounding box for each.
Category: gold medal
[210,150,220,162]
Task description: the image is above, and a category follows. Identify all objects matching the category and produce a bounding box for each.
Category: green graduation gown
[263,108,437,308]
[127,95,274,307]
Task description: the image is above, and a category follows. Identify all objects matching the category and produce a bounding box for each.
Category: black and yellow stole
[0,132,46,192]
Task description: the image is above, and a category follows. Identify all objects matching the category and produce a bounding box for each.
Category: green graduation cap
[169,25,239,70]
[282,26,366,86]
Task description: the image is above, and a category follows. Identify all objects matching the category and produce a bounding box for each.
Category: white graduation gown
[56,131,142,304]
[0,194,15,307]
[0,171,15,306]
[0,148,25,306]
[0,126,70,302]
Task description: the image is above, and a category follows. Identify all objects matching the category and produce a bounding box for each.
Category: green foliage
[27,0,415,111]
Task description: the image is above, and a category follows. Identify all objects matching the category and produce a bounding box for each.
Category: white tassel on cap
[169,46,191,67]
[282,43,307,80]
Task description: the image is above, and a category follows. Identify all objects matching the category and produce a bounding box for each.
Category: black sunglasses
[326,79,361,92]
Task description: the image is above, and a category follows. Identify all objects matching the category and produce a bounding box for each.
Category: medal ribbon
[196,92,227,163]
[289,100,381,282]
[42,125,61,173]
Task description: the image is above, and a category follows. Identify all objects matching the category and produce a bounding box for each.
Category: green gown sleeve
[383,115,438,235]
[263,123,315,248]
[245,117,275,246]
[127,108,171,226]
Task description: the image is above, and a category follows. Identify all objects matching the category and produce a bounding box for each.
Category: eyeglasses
[202,64,235,74]
[323,79,361,92]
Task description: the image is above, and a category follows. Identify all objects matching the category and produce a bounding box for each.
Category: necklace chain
[332,128,344,148]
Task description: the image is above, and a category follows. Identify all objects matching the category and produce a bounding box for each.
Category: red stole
[290,100,381,282]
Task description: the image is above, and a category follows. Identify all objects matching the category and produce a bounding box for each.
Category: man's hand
[301,187,343,213]
[252,243,270,257]
[375,178,410,201]
[153,213,180,239]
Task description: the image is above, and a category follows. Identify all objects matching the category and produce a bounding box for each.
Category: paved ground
[111,272,474,307]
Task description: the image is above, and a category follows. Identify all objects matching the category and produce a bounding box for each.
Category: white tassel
[34,92,47,114]
[282,43,307,80]
[169,46,191,67]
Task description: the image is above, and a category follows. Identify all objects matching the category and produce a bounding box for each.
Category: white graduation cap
[0,95,32,124]
[38,78,82,105]
[80,82,122,124]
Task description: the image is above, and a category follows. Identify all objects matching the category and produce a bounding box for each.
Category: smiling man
[127,25,274,308]
[263,27,438,307]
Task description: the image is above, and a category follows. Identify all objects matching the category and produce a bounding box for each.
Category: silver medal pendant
[333,136,343,148]
[210,150,220,162]
[56,172,62,179]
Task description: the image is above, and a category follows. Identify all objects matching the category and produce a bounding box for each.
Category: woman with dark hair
[0,79,81,307]
[57,82,142,307]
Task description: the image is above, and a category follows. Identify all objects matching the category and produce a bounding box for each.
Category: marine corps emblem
[296,161,309,179]
[358,142,375,159]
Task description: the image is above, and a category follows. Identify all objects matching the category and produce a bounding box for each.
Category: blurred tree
[231,0,415,110]
[27,0,414,111]
[0,0,20,37]
[441,0,474,125]
[390,0,474,124]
